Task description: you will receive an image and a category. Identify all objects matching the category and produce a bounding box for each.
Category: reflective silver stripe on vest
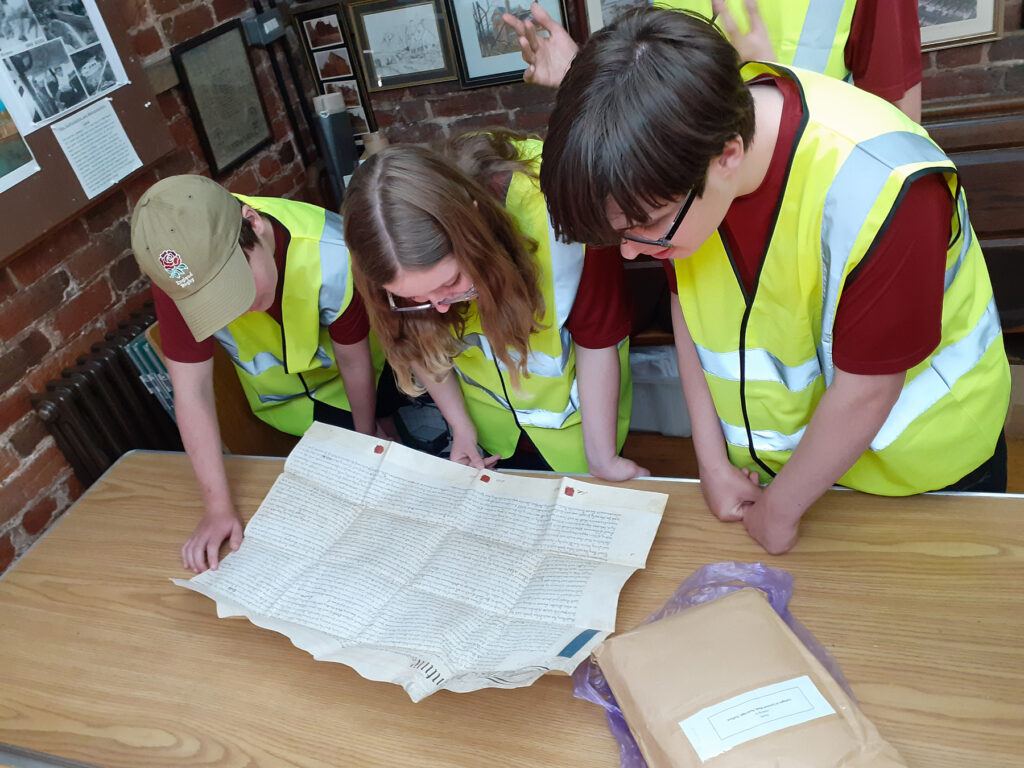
[455,369,581,430]
[318,210,351,324]
[462,328,573,379]
[460,220,584,378]
[870,298,1001,451]
[820,131,951,386]
[215,326,333,374]
[791,0,849,74]
[721,418,805,453]
[695,343,820,392]
[945,188,972,291]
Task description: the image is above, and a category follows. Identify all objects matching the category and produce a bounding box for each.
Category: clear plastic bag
[571,561,853,768]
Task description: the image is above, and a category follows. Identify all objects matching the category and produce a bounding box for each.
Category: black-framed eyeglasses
[621,188,698,249]
[387,284,478,312]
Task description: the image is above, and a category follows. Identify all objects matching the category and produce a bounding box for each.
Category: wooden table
[1,452,1022,767]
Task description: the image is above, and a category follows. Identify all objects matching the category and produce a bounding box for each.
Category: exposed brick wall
[368,80,557,145]
[922,0,1024,104]
[0,1,309,575]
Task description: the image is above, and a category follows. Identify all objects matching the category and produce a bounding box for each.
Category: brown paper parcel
[591,588,907,768]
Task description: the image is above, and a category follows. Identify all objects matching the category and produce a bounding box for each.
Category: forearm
[762,369,905,518]
[894,82,922,123]
[575,342,622,472]
[168,360,233,515]
[333,338,377,434]
[412,364,475,436]
[670,297,730,474]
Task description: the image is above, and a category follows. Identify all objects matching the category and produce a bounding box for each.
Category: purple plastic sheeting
[571,561,854,768]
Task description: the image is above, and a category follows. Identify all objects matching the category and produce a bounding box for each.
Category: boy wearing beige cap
[131,174,382,574]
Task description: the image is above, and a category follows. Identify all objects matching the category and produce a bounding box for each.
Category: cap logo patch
[158,249,195,288]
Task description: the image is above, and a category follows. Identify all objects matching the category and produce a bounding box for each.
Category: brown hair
[541,8,755,245]
[342,131,544,394]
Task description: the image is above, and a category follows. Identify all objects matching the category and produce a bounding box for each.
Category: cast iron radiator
[31,305,182,487]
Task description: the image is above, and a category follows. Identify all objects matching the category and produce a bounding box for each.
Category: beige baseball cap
[130,175,256,342]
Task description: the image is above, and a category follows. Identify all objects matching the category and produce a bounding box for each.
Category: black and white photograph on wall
[0,0,126,132]
[580,0,643,36]
[303,12,344,48]
[2,38,86,120]
[314,45,354,79]
[919,0,1005,49]
[0,95,38,193]
[0,0,43,54]
[347,0,457,91]
[444,0,565,86]
[70,42,112,95]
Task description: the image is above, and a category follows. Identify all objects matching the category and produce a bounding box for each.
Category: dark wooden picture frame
[292,3,379,135]
[170,20,273,178]
[444,0,566,87]
[919,0,1005,51]
[346,0,458,92]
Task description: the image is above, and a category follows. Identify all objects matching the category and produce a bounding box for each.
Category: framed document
[170,20,273,178]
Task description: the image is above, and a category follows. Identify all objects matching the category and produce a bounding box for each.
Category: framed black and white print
[919,0,1005,51]
[444,0,566,87]
[347,0,458,92]
[170,20,273,178]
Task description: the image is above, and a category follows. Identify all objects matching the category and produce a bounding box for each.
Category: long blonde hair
[342,131,544,393]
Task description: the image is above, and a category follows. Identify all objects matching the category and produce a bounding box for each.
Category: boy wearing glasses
[131,175,383,573]
[523,8,1010,553]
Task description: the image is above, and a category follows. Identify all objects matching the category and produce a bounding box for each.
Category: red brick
[497,82,556,111]
[0,331,54,394]
[511,105,551,133]
[988,32,1024,62]
[258,153,282,181]
[21,336,93,393]
[0,270,14,303]
[62,471,86,502]
[0,387,31,433]
[0,446,17,479]
[53,280,115,341]
[151,0,185,14]
[0,442,65,527]
[922,67,1004,101]
[132,28,162,60]
[429,90,501,118]
[449,112,513,134]
[154,147,199,179]
[226,168,261,196]
[935,44,984,69]
[213,0,249,21]
[7,220,89,286]
[83,191,129,234]
[110,253,143,293]
[278,141,295,165]
[10,414,49,458]
[0,534,15,575]
[1005,1,1022,31]
[387,120,445,146]
[162,6,216,46]
[0,271,70,342]
[1005,63,1024,92]
[119,0,151,30]
[271,116,290,142]
[169,116,201,153]
[21,494,57,536]
[157,91,182,122]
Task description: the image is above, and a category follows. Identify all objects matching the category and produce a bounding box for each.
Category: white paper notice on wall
[679,675,836,762]
[51,98,141,199]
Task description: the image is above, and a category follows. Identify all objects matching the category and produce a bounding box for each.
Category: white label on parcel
[678,675,836,762]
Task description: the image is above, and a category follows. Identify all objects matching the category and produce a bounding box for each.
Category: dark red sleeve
[662,259,678,294]
[567,245,632,348]
[151,285,215,363]
[328,289,370,345]
[845,0,923,102]
[832,173,951,375]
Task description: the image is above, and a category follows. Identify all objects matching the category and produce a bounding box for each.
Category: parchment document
[173,422,667,701]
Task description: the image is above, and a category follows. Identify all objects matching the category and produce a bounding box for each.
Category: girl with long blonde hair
[343,130,647,480]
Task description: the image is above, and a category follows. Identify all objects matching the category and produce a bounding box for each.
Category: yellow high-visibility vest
[674,64,1009,494]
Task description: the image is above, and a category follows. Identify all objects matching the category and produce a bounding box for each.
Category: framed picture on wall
[444,0,566,87]
[919,0,1005,51]
[346,0,458,91]
[170,20,273,177]
[576,0,643,37]
[292,4,378,136]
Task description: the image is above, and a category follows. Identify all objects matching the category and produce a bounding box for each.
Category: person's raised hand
[713,0,776,62]
[502,1,578,88]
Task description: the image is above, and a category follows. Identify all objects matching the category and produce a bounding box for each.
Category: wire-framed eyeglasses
[620,188,698,249]
[387,284,478,312]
